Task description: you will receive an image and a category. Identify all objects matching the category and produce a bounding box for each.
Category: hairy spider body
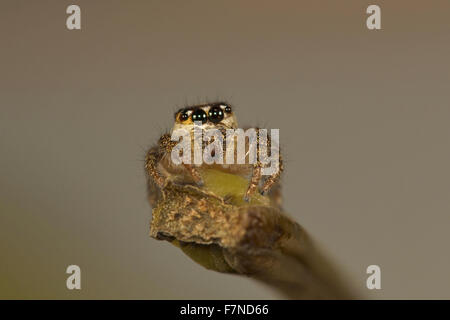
[145,103,283,205]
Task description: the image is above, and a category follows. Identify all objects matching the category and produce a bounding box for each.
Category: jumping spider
[145,102,283,204]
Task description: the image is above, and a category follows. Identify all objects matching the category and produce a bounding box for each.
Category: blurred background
[1,0,449,299]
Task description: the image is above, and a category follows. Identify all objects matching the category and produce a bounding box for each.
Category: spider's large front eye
[208,106,224,124]
[191,109,207,123]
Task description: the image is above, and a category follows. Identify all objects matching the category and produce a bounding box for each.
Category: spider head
[173,103,237,132]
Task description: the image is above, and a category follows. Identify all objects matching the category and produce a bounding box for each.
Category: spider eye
[223,105,232,113]
[191,109,207,123]
[180,111,189,121]
[208,106,224,123]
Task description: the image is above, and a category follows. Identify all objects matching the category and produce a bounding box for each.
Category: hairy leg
[183,164,204,186]
[243,128,284,201]
[146,133,204,188]
[260,153,284,195]
[244,164,262,202]
[145,147,166,188]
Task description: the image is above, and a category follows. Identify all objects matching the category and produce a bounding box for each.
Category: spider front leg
[182,163,204,186]
[145,134,174,188]
[243,164,262,202]
[260,153,284,195]
[145,133,204,189]
[244,157,283,201]
[243,129,283,201]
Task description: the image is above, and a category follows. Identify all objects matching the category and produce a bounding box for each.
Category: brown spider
[145,102,283,204]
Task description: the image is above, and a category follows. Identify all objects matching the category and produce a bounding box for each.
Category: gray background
[1,0,449,299]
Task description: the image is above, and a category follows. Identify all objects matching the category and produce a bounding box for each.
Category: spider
[145,102,283,203]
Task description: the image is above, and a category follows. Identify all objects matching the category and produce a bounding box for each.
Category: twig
[148,168,356,299]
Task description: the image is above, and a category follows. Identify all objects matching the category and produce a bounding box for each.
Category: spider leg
[183,163,204,186]
[151,133,204,187]
[244,164,262,202]
[145,147,166,188]
[260,153,284,195]
[243,128,283,201]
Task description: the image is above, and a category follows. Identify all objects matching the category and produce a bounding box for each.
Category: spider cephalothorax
[145,102,283,203]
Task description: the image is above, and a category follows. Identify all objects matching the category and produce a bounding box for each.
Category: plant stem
[148,168,356,299]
